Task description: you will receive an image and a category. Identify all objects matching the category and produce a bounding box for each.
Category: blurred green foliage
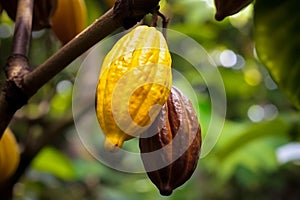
[1,0,300,199]
[254,0,300,109]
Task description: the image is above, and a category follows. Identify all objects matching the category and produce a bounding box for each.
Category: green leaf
[254,0,300,109]
[207,116,299,180]
[49,84,72,117]
[73,159,110,180]
[216,139,280,181]
[215,118,290,160]
[31,147,76,180]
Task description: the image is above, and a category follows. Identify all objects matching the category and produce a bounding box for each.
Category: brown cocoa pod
[139,86,201,196]
[214,0,253,21]
[0,0,57,30]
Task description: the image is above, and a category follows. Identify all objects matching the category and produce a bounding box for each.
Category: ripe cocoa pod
[214,0,253,21]
[0,128,20,182]
[96,25,172,151]
[139,87,201,196]
[51,0,87,44]
[0,0,57,30]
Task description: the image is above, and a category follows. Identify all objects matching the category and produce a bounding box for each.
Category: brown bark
[0,0,161,199]
[0,0,160,137]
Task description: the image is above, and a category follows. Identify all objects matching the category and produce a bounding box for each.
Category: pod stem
[150,7,169,39]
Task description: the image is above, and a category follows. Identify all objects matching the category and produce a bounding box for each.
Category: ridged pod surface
[51,0,87,44]
[0,128,20,182]
[139,87,201,196]
[96,25,172,151]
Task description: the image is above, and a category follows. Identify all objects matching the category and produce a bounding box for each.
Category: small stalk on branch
[150,7,169,38]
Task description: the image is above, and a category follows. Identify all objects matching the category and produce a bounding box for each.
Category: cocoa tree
[0,0,160,198]
[0,0,299,199]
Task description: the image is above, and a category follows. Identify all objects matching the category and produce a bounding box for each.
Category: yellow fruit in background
[0,128,20,182]
[104,0,115,7]
[95,26,172,151]
[51,0,87,44]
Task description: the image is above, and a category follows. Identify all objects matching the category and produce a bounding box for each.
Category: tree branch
[11,0,34,56]
[0,0,161,138]
[11,113,75,185]
[23,8,120,96]
[0,8,119,138]
[0,0,34,139]
[0,0,162,198]
[0,0,161,143]
[0,113,75,199]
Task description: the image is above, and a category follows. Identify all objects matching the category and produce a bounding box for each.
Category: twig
[157,10,169,38]
[0,8,120,138]
[0,0,161,137]
[11,0,34,56]
[0,112,75,199]
[0,0,34,139]
[0,0,162,198]
[151,11,158,27]
[150,7,169,38]
[157,10,169,29]
[11,113,74,184]
[23,8,120,96]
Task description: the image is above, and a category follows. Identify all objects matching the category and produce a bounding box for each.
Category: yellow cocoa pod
[0,128,20,182]
[51,0,87,44]
[96,25,172,151]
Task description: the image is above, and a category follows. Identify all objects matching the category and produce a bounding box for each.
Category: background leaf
[31,147,76,180]
[254,0,300,109]
[3,0,300,199]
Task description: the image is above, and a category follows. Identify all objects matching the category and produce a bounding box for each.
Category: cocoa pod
[0,128,20,182]
[51,0,87,44]
[139,87,201,196]
[96,25,172,151]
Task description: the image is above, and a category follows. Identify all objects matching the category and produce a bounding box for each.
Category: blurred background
[1,0,300,199]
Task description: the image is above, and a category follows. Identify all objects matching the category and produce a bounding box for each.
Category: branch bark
[0,1,162,197]
[11,0,34,56]
[0,0,34,139]
[0,1,34,196]
[11,113,75,185]
[0,0,161,137]
[23,8,120,96]
[0,113,75,199]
